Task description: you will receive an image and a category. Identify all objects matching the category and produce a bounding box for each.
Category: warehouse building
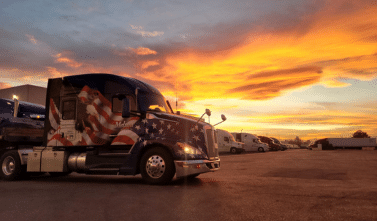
[0,84,47,106]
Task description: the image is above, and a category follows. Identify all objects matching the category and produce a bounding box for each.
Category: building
[0,85,47,106]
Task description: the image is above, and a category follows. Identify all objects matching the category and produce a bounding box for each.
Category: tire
[0,150,23,181]
[49,172,72,177]
[258,147,264,152]
[230,147,237,154]
[140,147,175,185]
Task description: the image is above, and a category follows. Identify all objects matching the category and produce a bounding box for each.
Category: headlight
[177,142,202,155]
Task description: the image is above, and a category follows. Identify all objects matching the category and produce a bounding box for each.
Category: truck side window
[224,137,229,142]
[112,96,136,113]
[112,97,123,113]
[236,133,241,141]
[62,100,76,120]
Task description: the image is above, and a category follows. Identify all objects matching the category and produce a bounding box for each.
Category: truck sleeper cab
[216,129,244,154]
[0,74,220,185]
[232,132,269,152]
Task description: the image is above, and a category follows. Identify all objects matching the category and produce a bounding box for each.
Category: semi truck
[258,136,281,151]
[231,132,269,152]
[0,73,221,184]
[216,129,244,154]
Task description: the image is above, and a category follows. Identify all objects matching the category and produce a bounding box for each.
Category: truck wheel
[140,147,175,185]
[0,150,23,181]
[258,147,264,152]
[230,147,237,154]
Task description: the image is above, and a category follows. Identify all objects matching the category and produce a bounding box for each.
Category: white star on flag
[152,123,157,129]
[193,135,200,141]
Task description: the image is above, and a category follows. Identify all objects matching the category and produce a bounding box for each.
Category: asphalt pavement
[1,149,377,221]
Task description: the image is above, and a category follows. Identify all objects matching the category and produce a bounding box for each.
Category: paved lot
[1,149,377,221]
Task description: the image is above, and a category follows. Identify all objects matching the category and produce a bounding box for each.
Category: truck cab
[258,136,281,151]
[216,129,244,154]
[232,132,269,152]
[0,73,221,184]
[270,137,287,151]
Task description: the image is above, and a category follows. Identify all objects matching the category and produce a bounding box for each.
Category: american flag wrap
[47,85,140,146]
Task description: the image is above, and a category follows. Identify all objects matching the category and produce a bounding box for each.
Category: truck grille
[206,128,218,159]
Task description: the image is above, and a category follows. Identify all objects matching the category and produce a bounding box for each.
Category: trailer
[0,73,222,184]
[327,138,376,149]
[310,138,377,150]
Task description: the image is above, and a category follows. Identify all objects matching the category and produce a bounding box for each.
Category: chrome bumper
[174,159,220,178]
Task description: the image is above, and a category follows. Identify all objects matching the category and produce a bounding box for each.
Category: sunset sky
[1,0,377,140]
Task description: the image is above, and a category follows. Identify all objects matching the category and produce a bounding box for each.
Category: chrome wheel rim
[146,155,165,179]
[2,156,16,176]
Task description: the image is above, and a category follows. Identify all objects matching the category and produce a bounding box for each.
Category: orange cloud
[139,1,377,102]
[56,57,82,68]
[25,34,37,44]
[130,47,158,55]
[0,82,12,89]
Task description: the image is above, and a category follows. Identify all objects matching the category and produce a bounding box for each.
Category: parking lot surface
[1,149,377,221]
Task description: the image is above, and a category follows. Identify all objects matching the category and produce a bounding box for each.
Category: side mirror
[197,108,212,123]
[122,97,131,118]
[213,114,227,126]
[205,109,211,117]
[221,114,226,121]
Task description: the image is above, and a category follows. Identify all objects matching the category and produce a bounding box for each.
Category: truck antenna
[175,91,178,113]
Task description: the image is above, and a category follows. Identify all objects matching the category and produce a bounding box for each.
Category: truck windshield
[139,93,172,114]
[225,132,236,142]
[272,138,281,144]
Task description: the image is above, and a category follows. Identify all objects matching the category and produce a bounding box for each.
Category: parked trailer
[327,138,376,149]
[0,73,222,184]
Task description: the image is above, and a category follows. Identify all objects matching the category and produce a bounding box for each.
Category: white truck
[231,132,269,152]
[216,129,244,154]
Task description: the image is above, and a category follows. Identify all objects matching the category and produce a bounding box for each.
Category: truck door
[58,97,81,145]
[243,134,252,151]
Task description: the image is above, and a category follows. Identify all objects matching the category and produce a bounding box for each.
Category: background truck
[216,129,244,154]
[0,73,221,184]
[312,138,377,150]
[258,136,281,151]
[231,132,269,152]
[270,137,287,151]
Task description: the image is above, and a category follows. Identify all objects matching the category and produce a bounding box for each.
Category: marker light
[13,95,18,100]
